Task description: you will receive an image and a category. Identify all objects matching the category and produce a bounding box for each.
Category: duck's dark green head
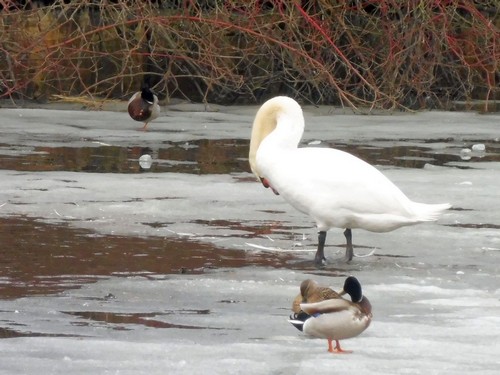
[141,87,155,104]
[342,276,363,303]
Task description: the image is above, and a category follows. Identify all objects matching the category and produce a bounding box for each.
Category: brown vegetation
[0,1,498,109]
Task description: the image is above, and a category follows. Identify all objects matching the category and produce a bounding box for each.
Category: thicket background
[0,0,498,110]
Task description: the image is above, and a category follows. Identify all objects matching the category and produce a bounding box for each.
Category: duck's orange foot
[327,339,353,354]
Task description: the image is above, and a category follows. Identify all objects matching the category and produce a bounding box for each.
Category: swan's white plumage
[249,96,451,261]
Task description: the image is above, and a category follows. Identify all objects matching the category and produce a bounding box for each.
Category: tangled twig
[0,0,498,109]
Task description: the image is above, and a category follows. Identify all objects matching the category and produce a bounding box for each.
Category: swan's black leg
[314,231,327,266]
[344,228,353,261]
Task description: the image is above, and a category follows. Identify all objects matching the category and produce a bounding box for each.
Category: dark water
[1,139,498,174]
[0,139,249,174]
[0,216,295,301]
[62,310,221,331]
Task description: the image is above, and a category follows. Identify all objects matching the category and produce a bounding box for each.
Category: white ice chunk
[139,154,153,169]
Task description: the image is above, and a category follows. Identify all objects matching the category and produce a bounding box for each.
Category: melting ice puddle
[0,139,249,174]
[0,309,227,338]
[62,310,223,331]
[0,216,296,300]
[189,219,309,238]
[445,223,500,229]
[0,138,498,174]
[0,327,81,339]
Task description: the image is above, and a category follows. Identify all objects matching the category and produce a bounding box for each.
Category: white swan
[249,96,451,264]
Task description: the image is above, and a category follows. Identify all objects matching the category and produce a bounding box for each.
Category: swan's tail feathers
[413,202,451,222]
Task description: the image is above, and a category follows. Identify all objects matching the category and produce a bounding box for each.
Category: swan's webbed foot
[314,254,327,267]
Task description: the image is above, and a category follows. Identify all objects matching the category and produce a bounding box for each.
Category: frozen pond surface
[0,104,499,374]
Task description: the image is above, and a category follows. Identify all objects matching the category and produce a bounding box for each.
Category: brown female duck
[291,279,342,314]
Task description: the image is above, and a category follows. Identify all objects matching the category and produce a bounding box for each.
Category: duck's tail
[288,311,310,332]
[412,202,451,222]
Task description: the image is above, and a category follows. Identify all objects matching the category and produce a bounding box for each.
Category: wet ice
[0,104,499,374]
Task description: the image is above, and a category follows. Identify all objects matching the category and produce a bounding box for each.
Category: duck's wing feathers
[292,286,341,313]
[317,287,342,301]
[291,293,302,313]
[300,298,352,315]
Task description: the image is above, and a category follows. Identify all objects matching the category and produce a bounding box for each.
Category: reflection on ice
[0,140,250,174]
[63,310,219,331]
[0,216,295,299]
[1,139,499,175]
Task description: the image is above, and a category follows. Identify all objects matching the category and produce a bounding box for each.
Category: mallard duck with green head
[127,86,160,131]
[289,276,372,353]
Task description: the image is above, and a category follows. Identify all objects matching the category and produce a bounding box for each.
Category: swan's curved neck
[249,107,276,177]
[266,112,304,149]
[249,97,304,178]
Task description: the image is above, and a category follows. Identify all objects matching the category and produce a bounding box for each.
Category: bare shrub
[0,0,498,109]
